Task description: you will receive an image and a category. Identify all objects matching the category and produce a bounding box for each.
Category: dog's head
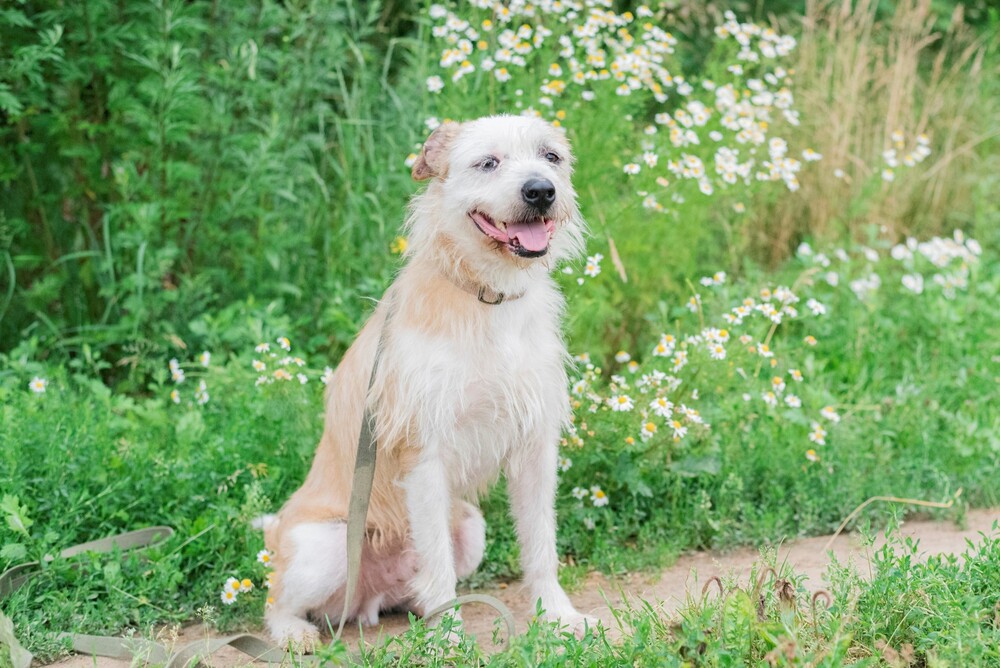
[408,115,584,276]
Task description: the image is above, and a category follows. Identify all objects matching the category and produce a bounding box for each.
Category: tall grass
[749,0,998,262]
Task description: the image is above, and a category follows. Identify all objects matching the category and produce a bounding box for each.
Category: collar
[446,275,525,305]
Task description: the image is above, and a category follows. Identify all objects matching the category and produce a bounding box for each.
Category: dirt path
[47,508,999,667]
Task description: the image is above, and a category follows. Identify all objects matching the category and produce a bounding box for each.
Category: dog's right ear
[412,122,462,181]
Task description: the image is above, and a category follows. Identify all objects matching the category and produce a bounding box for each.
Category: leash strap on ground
[61,631,320,668]
[335,296,391,640]
[0,526,174,599]
[424,593,517,643]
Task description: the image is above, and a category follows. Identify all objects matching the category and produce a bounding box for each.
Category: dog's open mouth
[470,210,555,258]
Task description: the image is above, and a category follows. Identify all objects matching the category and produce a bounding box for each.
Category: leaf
[0,544,27,562]
[0,497,31,538]
[669,454,721,478]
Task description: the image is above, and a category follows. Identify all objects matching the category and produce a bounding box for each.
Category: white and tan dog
[261,115,590,646]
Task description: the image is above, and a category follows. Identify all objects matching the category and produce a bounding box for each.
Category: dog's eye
[478,156,500,172]
[544,151,561,164]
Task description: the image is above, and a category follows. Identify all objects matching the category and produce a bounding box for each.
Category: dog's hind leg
[265,520,348,648]
[453,500,486,580]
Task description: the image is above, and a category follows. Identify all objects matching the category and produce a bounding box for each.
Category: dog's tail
[251,513,278,531]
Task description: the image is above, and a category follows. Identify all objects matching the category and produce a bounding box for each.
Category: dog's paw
[268,616,321,653]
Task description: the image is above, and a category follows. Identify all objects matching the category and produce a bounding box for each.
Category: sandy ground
[47,508,999,667]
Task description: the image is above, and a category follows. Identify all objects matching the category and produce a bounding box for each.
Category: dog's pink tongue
[507,219,549,251]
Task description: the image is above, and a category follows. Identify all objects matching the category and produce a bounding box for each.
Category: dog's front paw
[267,615,321,653]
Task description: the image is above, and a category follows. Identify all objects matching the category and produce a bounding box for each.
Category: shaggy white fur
[262,115,592,647]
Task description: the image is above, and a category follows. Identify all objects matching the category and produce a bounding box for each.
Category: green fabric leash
[0,526,173,599]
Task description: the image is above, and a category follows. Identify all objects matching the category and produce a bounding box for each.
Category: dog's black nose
[521,178,556,213]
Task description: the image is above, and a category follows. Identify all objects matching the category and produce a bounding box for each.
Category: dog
[260,114,591,647]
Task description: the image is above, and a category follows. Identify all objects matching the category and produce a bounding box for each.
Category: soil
[46,508,999,667]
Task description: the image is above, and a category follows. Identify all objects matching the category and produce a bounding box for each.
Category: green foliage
[1,0,423,378]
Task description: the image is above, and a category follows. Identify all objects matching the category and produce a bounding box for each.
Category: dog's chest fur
[383,276,570,492]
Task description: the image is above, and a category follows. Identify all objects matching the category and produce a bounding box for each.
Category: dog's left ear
[412,122,462,181]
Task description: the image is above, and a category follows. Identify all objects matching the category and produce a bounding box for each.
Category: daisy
[29,377,48,394]
[199,351,211,367]
[221,589,238,605]
[609,394,634,411]
[255,343,270,354]
[820,406,841,423]
[784,394,801,408]
[902,274,924,294]
[252,359,266,372]
[320,367,334,385]
[806,298,826,316]
[426,75,445,93]
[195,381,209,406]
[649,396,674,418]
[571,487,587,500]
[762,391,778,406]
[805,449,819,462]
[240,578,254,592]
[615,351,631,363]
[789,369,803,382]
[640,421,657,440]
[803,335,818,346]
[670,420,688,440]
[277,337,291,351]
[170,389,180,404]
[558,457,572,472]
[590,487,609,507]
[808,422,827,445]
[257,549,272,565]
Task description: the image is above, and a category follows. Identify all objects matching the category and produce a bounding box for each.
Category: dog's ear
[412,122,462,181]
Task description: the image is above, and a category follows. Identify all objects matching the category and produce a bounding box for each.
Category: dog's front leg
[506,438,594,634]
[403,452,459,619]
